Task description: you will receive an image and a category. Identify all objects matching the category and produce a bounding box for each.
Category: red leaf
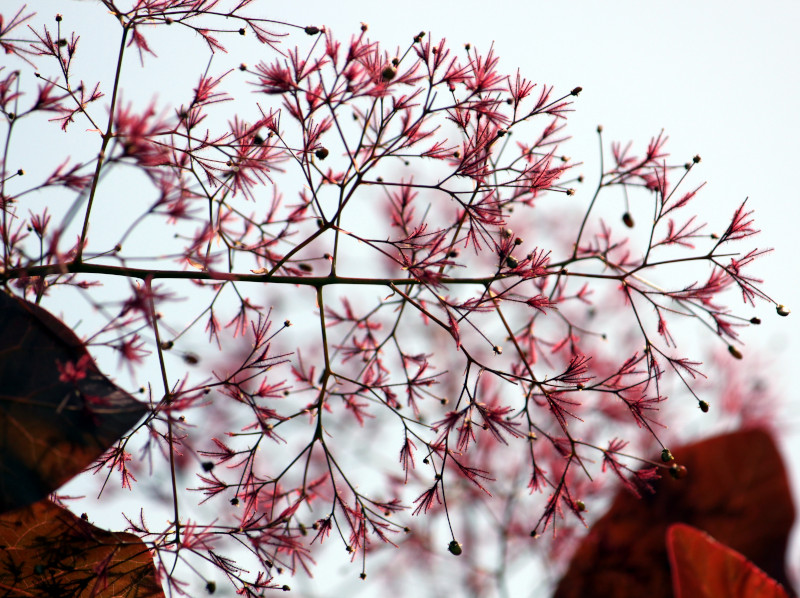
[554,428,795,598]
[0,293,147,510]
[0,498,164,597]
[668,523,790,598]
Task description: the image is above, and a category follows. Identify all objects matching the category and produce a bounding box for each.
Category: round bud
[492,345,503,355]
[238,28,245,35]
[750,317,761,324]
[698,400,709,413]
[505,256,518,268]
[669,464,688,479]
[661,448,674,463]
[576,500,586,512]
[381,65,397,81]
[315,147,329,160]
[202,461,214,472]
[448,540,463,556]
[304,26,321,35]
[622,212,635,228]
[206,581,216,594]
[571,86,583,96]
[777,304,790,317]
[728,345,743,359]
[693,154,702,163]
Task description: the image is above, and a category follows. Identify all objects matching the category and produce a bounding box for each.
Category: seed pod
[381,65,397,81]
[669,464,688,479]
[622,212,635,228]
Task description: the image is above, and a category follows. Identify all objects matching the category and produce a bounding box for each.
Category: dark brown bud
[728,345,743,359]
[304,26,321,35]
[669,464,688,479]
[381,65,397,81]
[622,212,634,228]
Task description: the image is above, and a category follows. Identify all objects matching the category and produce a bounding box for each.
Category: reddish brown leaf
[0,498,164,597]
[0,293,147,511]
[668,523,790,598]
[554,428,795,598]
